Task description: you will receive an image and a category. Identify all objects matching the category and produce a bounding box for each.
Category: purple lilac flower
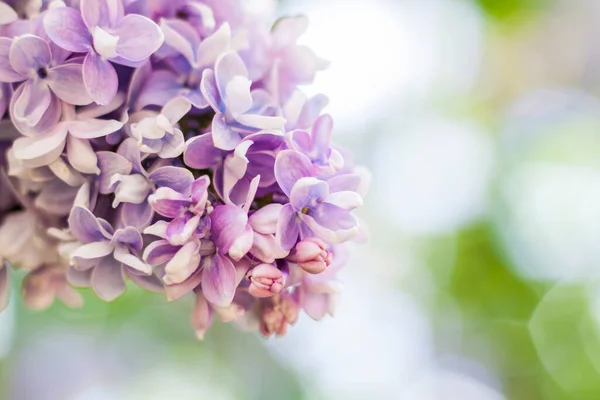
[0,34,91,134]
[201,50,285,150]
[67,205,155,301]
[0,1,369,340]
[44,0,164,104]
[274,149,362,251]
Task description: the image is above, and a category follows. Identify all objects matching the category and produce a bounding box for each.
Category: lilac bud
[259,293,300,337]
[295,237,331,274]
[246,263,284,298]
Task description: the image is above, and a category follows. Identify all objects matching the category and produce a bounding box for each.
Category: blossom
[274,150,362,251]
[201,50,286,150]
[44,0,164,104]
[0,34,92,134]
[68,205,153,301]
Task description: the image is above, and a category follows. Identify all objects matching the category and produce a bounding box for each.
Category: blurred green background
[5,0,600,399]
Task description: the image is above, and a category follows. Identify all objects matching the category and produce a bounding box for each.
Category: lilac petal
[113,14,164,62]
[11,123,67,168]
[47,63,93,105]
[127,270,163,293]
[182,89,209,109]
[112,226,143,250]
[290,177,329,211]
[159,19,200,66]
[210,204,248,254]
[200,69,223,112]
[274,150,315,197]
[143,239,179,266]
[291,130,312,154]
[325,191,363,210]
[80,0,123,30]
[67,265,92,287]
[9,34,51,75]
[191,291,213,339]
[250,232,289,263]
[67,135,99,174]
[148,187,190,218]
[184,133,224,169]
[10,84,61,135]
[83,51,118,105]
[165,268,202,301]
[164,240,201,284]
[43,7,92,53]
[12,80,52,128]
[149,166,194,194]
[276,203,300,251]
[311,114,333,156]
[69,118,123,139]
[191,176,210,205]
[117,138,143,172]
[114,244,151,274]
[68,205,113,243]
[96,151,132,194]
[0,38,25,82]
[228,223,253,261]
[195,22,230,67]
[135,70,182,109]
[311,202,357,231]
[143,221,168,239]
[121,201,154,230]
[298,94,329,129]
[225,76,252,117]
[327,173,362,193]
[48,157,87,187]
[158,128,185,158]
[34,180,80,215]
[0,3,17,25]
[201,254,236,307]
[235,113,287,131]
[166,214,200,246]
[91,256,126,302]
[215,51,248,98]
[299,212,357,245]
[221,140,251,204]
[163,96,191,124]
[249,203,283,234]
[70,240,114,260]
[303,292,330,320]
[212,113,241,150]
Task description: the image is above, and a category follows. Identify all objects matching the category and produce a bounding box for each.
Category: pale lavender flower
[184,131,283,205]
[0,2,18,27]
[266,15,328,101]
[129,96,190,158]
[201,50,286,150]
[274,150,362,251]
[286,113,344,176]
[96,138,194,228]
[67,205,153,301]
[44,0,164,104]
[0,34,92,134]
[12,101,123,171]
[282,89,329,131]
[247,203,289,263]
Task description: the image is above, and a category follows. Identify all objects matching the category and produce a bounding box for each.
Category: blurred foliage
[474,0,551,21]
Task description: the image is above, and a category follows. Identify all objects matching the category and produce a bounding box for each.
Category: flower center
[176,9,189,19]
[37,68,48,79]
[301,207,309,214]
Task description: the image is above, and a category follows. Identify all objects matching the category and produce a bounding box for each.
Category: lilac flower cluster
[0,0,369,338]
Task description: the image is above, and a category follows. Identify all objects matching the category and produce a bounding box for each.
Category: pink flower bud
[259,293,300,337]
[294,237,331,274]
[246,263,284,298]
